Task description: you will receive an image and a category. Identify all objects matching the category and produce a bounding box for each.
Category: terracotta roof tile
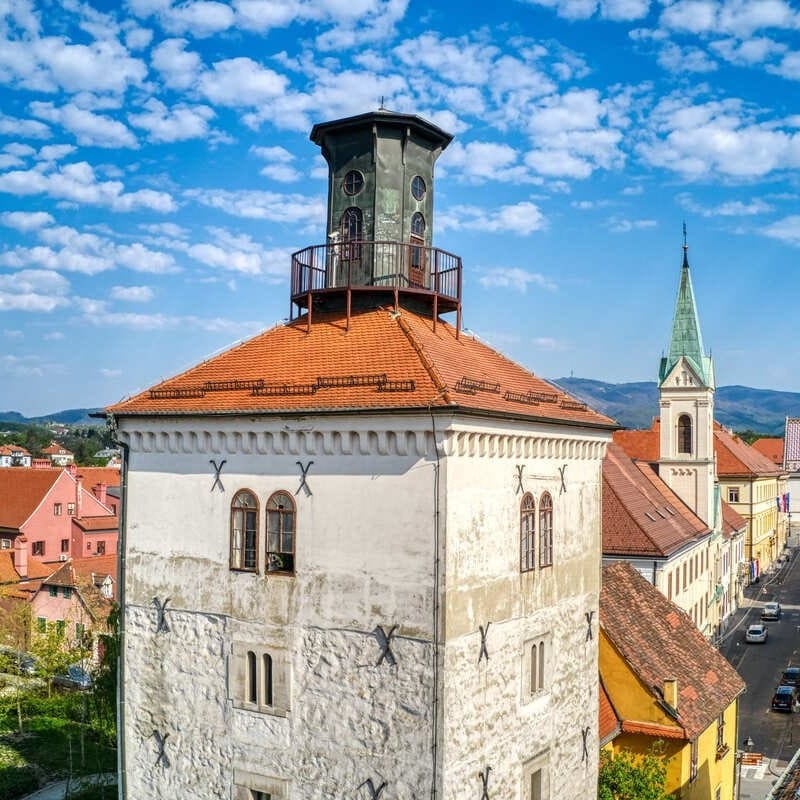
[599,679,620,745]
[613,426,660,462]
[73,516,118,532]
[0,468,62,528]
[751,437,783,465]
[107,307,616,429]
[602,443,709,558]
[714,424,784,478]
[601,561,745,739]
[721,501,747,537]
[0,550,51,583]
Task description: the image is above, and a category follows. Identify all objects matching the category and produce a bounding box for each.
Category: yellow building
[600,561,745,800]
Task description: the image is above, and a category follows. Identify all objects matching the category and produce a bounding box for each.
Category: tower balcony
[290,240,463,329]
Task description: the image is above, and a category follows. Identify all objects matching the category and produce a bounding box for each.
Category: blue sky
[1,0,800,416]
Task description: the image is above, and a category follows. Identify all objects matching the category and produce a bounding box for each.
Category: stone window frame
[678,414,693,454]
[521,750,550,800]
[521,632,551,703]
[230,489,259,573]
[233,767,288,799]
[538,492,553,568]
[520,492,536,572]
[229,642,289,717]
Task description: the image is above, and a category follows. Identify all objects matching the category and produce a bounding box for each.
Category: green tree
[598,744,672,800]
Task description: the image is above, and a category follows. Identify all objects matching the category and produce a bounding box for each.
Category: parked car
[746,623,768,643]
[772,685,797,712]
[762,601,782,620]
[52,664,93,690]
[781,667,800,687]
[0,645,38,675]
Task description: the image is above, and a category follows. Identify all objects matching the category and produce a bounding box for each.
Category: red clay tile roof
[73,516,118,532]
[613,426,660,462]
[601,561,745,740]
[620,720,686,739]
[721,501,747,537]
[72,554,116,581]
[602,443,709,558]
[751,437,784,465]
[0,445,31,456]
[74,467,121,488]
[0,550,52,583]
[599,678,620,745]
[42,442,73,456]
[714,424,784,478]
[107,307,616,429]
[0,468,62,529]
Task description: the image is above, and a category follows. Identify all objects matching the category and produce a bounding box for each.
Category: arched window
[411,212,425,237]
[267,492,295,574]
[230,490,258,571]
[678,414,693,454]
[520,493,535,572]
[247,650,257,703]
[263,653,273,706]
[539,493,553,567]
[409,212,426,287]
[340,206,363,261]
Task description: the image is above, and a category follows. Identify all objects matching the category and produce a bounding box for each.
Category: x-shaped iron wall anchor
[479,766,491,799]
[581,726,590,762]
[374,625,398,667]
[152,730,170,768]
[209,459,226,492]
[585,610,594,642]
[514,464,525,495]
[295,460,314,496]
[153,596,171,634]
[359,778,387,798]
[478,622,491,663]
[558,463,568,494]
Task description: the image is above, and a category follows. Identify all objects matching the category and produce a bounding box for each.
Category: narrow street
[719,549,800,796]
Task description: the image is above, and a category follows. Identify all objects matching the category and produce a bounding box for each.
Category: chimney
[13,535,28,579]
[76,474,83,518]
[92,482,108,506]
[68,463,77,477]
[663,678,678,710]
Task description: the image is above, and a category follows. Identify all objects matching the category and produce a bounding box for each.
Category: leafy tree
[598,743,672,800]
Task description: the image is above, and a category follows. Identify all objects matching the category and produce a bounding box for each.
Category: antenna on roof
[379,96,386,110]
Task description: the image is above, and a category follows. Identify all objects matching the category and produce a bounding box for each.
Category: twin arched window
[230,490,295,574]
[520,492,554,572]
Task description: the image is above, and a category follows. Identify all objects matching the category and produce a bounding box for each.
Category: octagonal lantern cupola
[290,109,462,332]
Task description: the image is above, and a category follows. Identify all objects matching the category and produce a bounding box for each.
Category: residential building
[42,441,74,466]
[782,418,800,546]
[107,109,617,799]
[0,444,32,467]
[600,561,745,800]
[751,437,783,467]
[0,467,118,562]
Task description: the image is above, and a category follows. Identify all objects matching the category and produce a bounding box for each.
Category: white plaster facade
[115,411,610,799]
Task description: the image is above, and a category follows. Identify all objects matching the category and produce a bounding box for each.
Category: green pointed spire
[658,228,714,388]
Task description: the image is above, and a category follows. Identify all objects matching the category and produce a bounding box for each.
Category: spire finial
[682,221,689,268]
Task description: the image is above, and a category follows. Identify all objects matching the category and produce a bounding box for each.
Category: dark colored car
[0,646,38,675]
[781,667,800,687]
[772,685,796,712]
[52,664,93,691]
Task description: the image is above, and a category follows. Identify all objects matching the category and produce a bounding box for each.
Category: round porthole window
[343,170,364,196]
[411,175,426,201]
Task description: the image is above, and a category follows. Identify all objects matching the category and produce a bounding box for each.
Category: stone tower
[658,231,717,527]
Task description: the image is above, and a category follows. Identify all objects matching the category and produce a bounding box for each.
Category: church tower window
[678,414,693,454]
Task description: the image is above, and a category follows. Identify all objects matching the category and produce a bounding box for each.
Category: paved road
[719,550,800,798]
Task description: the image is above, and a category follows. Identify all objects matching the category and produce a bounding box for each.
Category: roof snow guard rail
[148,372,416,400]
[503,390,560,406]
[455,377,501,395]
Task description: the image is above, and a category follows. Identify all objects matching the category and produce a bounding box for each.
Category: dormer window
[678,414,692,454]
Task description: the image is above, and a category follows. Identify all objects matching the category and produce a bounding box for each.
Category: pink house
[0,467,119,563]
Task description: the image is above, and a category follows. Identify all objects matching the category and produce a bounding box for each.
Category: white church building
[107,109,616,799]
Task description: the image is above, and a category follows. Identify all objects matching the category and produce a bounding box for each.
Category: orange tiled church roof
[108,307,617,429]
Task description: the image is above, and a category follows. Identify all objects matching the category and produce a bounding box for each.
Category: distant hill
[550,378,800,436]
[0,408,103,427]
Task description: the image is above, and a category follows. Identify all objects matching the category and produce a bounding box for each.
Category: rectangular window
[67,503,75,516]
[716,713,725,750]
[728,487,740,503]
[63,587,72,599]
[97,541,106,555]
[54,503,62,516]
[55,620,65,636]
[667,572,672,600]
[0,538,10,550]
[522,752,550,800]
[232,769,286,800]
[32,541,45,556]
[76,622,85,640]
[49,586,58,597]
[61,538,69,553]
[37,617,46,633]
[230,643,289,716]
[690,739,698,782]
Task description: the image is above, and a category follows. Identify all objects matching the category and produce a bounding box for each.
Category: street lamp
[736,736,755,800]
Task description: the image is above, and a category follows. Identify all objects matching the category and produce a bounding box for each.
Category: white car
[746,623,768,643]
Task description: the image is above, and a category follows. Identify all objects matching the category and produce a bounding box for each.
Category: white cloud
[0,161,176,212]
[100,367,123,377]
[198,57,289,107]
[0,211,55,231]
[478,267,557,292]
[439,201,547,236]
[29,102,139,148]
[0,113,51,138]
[657,42,718,73]
[676,192,773,216]
[110,285,155,302]
[764,215,800,245]
[250,145,301,182]
[150,38,202,90]
[185,188,325,224]
[128,98,215,142]
[607,217,657,232]
[0,268,70,312]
